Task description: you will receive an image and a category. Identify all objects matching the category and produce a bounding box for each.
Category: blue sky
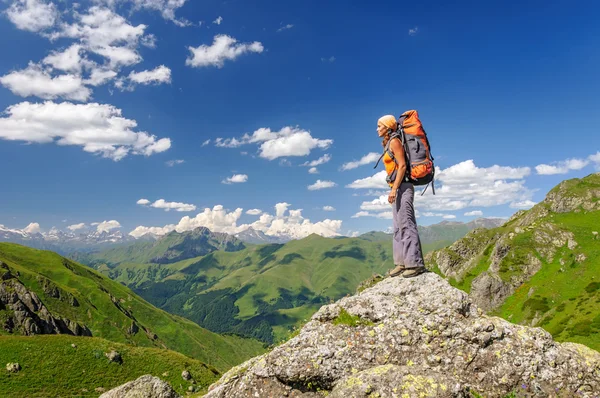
[0,0,598,239]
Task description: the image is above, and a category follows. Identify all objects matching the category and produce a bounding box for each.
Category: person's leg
[398,183,426,277]
[389,187,405,277]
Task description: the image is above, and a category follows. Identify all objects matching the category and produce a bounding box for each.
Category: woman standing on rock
[376,114,427,278]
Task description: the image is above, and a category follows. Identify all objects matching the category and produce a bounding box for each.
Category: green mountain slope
[426,173,600,351]
[0,243,264,371]
[0,335,219,398]
[98,235,394,344]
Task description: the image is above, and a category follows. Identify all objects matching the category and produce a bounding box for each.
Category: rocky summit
[205,272,600,397]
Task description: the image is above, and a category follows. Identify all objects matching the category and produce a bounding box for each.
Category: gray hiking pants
[392,182,425,269]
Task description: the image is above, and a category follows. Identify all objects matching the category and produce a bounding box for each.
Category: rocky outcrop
[205,273,600,397]
[543,174,600,213]
[99,375,180,398]
[0,262,91,336]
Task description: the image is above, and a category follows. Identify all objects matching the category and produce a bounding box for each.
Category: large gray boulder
[205,273,600,397]
[99,375,180,398]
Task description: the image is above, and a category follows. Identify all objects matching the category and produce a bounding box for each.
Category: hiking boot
[402,266,427,278]
[388,265,406,277]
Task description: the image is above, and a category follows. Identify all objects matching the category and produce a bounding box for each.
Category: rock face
[99,375,181,398]
[6,362,21,373]
[205,273,600,397]
[0,262,91,336]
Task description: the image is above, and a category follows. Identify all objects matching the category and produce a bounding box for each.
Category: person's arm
[388,138,407,204]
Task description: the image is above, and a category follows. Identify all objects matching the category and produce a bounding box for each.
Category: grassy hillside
[0,335,219,397]
[426,173,600,351]
[98,235,394,344]
[0,243,265,371]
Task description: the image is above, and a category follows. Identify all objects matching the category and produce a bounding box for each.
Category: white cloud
[308,167,319,174]
[85,67,118,86]
[67,223,87,231]
[277,24,294,32]
[351,211,393,219]
[129,203,343,240]
[51,6,147,67]
[0,101,171,161]
[409,26,419,36]
[201,139,211,146]
[346,170,388,189]
[186,35,264,68]
[589,152,600,166]
[222,174,248,184]
[442,215,456,219]
[166,159,184,167]
[359,195,390,212]
[308,180,337,191]
[246,209,262,216]
[137,198,150,205]
[0,64,92,101]
[150,199,196,212]
[43,45,85,73]
[323,206,336,211]
[509,200,537,209]
[341,152,381,170]
[23,222,41,234]
[414,160,533,211]
[95,220,121,233]
[213,16,223,25]
[128,0,190,26]
[140,33,157,48]
[302,154,331,167]
[321,56,335,63]
[6,0,58,32]
[126,65,171,86]
[535,157,590,175]
[216,126,333,160]
[464,210,483,217]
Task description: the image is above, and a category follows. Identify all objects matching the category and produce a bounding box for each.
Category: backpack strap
[373,131,400,169]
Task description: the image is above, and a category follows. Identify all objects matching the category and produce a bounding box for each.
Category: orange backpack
[375,110,436,194]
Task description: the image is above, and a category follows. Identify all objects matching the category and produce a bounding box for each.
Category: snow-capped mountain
[0,224,140,254]
[233,227,290,244]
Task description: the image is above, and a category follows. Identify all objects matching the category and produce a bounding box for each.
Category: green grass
[0,335,219,398]
[332,309,375,327]
[0,243,266,372]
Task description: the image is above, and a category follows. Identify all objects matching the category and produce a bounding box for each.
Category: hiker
[377,114,427,278]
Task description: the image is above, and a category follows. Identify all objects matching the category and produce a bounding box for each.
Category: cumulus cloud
[308,167,319,174]
[50,6,147,67]
[222,174,248,184]
[321,56,335,63]
[409,26,419,36]
[43,45,86,73]
[346,170,388,189]
[23,222,41,234]
[0,64,92,101]
[119,65,171,89]
[351,211,393,220]
[246,209,262,216]
[359,195,390,212]
[6,0,58,32]
[464,210,483,217]
[186,35,263,68]
[67,223,87,231]
[535,157,590,175]
[213,16,223,25]
[129,203,343,240]
[413,160,533,211]
[308,180,337,191]
[201,139,211,146]
[341,152,380,171]
[94,220,121,233]
[302,154,331,167]
[128,0,190,26]
[216,126,333,160]
[590,152,600,167]
[166,159,184,167]
[137,198,195,211]
[323,206,336,211]
[0,101,171,161]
